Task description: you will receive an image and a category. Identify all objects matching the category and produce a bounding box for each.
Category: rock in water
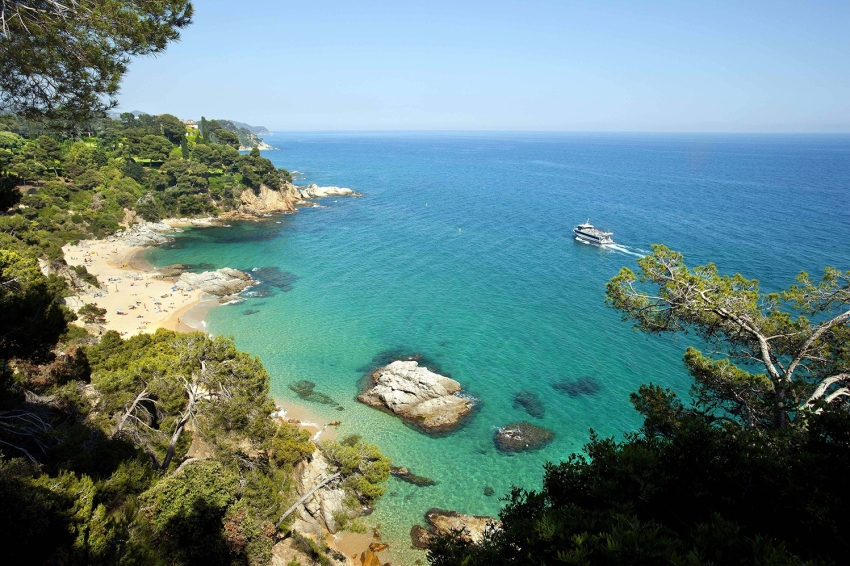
[176,268,255,298]
[390,465,438,487]
[553,376,601,397]
[410,508,501,549]
[357,360,474,432]
[297,183,356,199]
[289,380,338,406]
[410,525,433,549]
[494,421,554,452]
[513,390,545,418]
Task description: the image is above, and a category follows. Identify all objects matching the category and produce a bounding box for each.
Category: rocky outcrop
[176,268,256,298]
[494,421,554,452]
[112,221,176,247]
[410,508,500,549]
[357,360,474,432]
[236,183,297,216]
[293,450,351,534]
[297,183,358,199]
[358,542,388,566]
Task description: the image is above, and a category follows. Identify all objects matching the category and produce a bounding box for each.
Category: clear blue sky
[117,0,850,132]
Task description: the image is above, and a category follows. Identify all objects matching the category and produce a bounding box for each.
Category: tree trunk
[161,387,197,471]
[275,472,341,528]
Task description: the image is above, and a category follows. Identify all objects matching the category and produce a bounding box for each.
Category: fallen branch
[275,472,341,528]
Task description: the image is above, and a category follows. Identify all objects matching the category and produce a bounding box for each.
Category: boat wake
[607,244,644,257]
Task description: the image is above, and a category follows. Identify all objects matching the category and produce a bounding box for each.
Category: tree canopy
[606,245,850,429]
[0,0,193,121]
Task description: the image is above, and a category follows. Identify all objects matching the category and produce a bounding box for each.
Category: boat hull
[573,230,613,245]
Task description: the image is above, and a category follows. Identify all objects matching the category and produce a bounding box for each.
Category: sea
[146,132,850,561]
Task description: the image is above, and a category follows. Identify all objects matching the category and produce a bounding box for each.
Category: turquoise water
[147,133,850,560]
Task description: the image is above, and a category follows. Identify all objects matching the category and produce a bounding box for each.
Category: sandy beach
[63,238,205,338]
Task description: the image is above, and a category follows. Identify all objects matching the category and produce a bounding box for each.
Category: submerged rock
[410,508,500,549]
[357,360,474,432]
[494,421,554,452]
[483,486,495,497]
[390,466,438,487]
[289,380,338,406]
[513,390,545,418]
[553,376,602,398]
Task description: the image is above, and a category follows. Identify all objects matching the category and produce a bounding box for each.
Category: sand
[62,239,206,338]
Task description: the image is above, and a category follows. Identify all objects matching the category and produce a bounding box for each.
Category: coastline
[62,238,206,338]
[61,219,389,564]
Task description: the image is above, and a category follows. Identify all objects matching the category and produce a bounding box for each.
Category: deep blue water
[147,133,850,558]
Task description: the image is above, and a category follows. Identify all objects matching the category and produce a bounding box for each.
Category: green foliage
[430,396,850,566]
[320,438,390,503]
[0,248,73,360]
[606,244,850,429]
[268,422,314,467]
[137,460,239,563]
[71,264,100,286]
[0,1,193,122]
[78,302,107,322]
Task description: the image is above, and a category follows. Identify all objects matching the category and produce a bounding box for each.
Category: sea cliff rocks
[236,183,297,216]
[292,450,351,534]
[176,268,256,298]
[232,182,361,218]
[410,508,500,549]
[357,360,474,432]
[494,421,555,452]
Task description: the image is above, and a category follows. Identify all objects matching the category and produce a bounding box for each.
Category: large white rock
[297,183,355,199]
[358,360,474,432]
[112,221,175,247]
[176,268,255,297]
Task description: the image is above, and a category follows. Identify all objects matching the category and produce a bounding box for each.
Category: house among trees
[183,118,199,130]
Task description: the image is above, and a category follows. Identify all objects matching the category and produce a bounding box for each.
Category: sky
[117,0,850,132]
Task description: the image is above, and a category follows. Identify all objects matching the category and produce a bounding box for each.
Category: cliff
[230,182,361,218]
[231,182,298,217]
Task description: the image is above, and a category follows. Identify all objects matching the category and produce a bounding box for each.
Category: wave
[608,244,644,257]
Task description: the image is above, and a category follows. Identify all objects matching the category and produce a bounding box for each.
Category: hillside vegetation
[0,114,388,565]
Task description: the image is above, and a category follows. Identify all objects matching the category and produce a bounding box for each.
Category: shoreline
[62,238,206,338]
[61,219,390,564]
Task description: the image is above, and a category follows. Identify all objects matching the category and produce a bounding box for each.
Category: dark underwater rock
[553,376,602,397]
[410,525,432,549]
[288,380,338,406]
[494,421,554,452]
[242,308,259,316]
[251,266,298,292]
[483,486,495,497]
[391,466,438,487]
[513,390,545,418]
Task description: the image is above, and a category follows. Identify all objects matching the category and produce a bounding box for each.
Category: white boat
[573,220,613,245]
